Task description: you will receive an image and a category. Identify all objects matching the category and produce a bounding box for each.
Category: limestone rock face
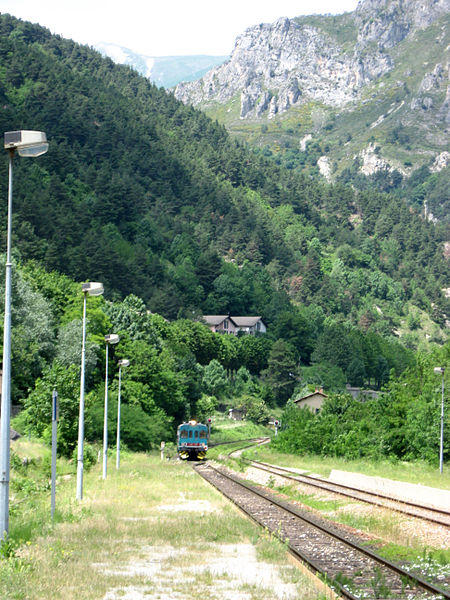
[355,0,449,46]
[174,0,449,119]
[359,144,394,175]
[431,150,450,171]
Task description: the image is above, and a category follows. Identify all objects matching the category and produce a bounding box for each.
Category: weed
[0,536,17,559]
[400,573,415,594]
[370,567,391,598]
[334,570,357,593]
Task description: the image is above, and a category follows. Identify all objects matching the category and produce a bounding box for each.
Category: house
[202,315,239,335]
[293,388,328,413]
[230,316,267,335]
[202,315,266,335]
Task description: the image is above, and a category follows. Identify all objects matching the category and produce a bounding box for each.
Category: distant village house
[202,315,267,335]
[293,388,328,413]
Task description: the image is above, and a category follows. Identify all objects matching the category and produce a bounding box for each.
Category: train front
[177,420,208,460]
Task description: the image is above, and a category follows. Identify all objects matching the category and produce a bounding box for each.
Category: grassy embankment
[1,436,322,600]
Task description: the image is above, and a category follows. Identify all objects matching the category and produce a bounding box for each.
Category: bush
[71,443,97,472]
[194,394,217,423]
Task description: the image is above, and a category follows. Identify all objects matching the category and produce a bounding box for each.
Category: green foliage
[70,443,97,472]
[300,362,347,391]
[104,294,164,346]
[194,394,217,423]
[273,342,449,464]
[0,258,56,401]
[19,362,81,457]
[54,319,99,381]
[237,394,270,424]
[262,340,299,406]
[201,359,228,398]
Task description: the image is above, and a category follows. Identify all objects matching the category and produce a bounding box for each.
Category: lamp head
[105,334,120,345]
[82,281,104,296]
[434,367,445,375]
[4,130,48,157]
[118,359,130,367]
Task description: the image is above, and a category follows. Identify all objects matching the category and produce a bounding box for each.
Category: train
[177,420,209,460]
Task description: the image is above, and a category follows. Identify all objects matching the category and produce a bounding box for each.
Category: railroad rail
[195,462,450,600]
[240,458,450,528]
[209,437,270,448]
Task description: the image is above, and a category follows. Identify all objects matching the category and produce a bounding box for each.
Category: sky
[0,0,359,57]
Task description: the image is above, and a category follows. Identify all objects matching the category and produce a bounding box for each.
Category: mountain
[0,13,448,350]
[174,0,450,188]
[95,43,227,88]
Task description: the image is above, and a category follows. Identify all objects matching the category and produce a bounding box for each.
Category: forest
[0,14,448,465]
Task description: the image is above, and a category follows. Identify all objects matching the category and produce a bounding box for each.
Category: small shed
[345,385,381,401]
[228,408,245,421]
[293,388,328,413]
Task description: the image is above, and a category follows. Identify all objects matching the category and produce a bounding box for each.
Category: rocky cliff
[175,0,449,120]
[174,0,449,186]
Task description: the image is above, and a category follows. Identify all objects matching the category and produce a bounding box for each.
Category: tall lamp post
[0,131,48,540]
[76,281,104,501]
[103,334,119,480]
[434,367,445,474]
[116,358,130,470]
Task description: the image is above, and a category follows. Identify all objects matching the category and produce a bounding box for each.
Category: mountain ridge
[95,42,227,88]
[174,0,449,183]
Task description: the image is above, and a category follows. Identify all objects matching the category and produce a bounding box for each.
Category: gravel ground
[95,498,315,600]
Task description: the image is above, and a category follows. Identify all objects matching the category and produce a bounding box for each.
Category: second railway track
[195,462,450,600]
[240,458,450,528]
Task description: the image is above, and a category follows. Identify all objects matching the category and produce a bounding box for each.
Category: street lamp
[103,334,119,480]
[434,367,445,474]
[0,130,48,539]
[76,281,104,501]
[116,359,130,470]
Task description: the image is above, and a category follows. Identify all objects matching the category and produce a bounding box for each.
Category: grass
[210,418,272,442]
[1,446,322,600]
[273,484,348,513]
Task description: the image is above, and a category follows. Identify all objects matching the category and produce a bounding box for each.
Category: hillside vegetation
[0,14,446,468]
[0,16,447,331]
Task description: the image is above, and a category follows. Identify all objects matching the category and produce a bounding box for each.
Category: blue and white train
[177,420,209,460]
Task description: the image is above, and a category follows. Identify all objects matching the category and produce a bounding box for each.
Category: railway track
[195,462,450,600]
[209,437,270,448]
[240,458,450,528]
